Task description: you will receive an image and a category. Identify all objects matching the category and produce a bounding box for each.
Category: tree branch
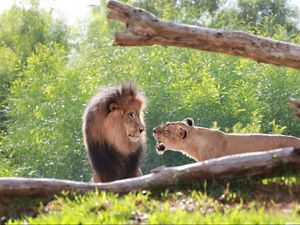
[107,0,300,70]
[1,147,300,198]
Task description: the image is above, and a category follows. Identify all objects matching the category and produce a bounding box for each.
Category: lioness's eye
[164,129,170,133]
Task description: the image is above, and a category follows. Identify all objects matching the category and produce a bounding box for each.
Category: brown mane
[82,82,146,182]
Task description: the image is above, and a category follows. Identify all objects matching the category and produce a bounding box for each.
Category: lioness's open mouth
[156,143,166,154]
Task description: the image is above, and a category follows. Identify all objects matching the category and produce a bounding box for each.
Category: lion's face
[108,99,145,144]
[152,118,194,154]
[123,108,145,142]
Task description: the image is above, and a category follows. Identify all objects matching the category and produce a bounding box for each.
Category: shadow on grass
[149,165,300,207]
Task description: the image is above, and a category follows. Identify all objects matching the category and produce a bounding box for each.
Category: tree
[237,0,300,35]
[0,2,69,131]
[107,0,300,69]
[129,0,220,24]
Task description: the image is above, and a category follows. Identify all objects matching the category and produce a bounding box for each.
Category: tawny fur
[153,118,300,162]
[82,82,146,182]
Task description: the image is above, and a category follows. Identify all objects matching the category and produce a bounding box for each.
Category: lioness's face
[152,118,194,154]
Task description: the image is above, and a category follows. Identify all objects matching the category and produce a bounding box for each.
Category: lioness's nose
[139,128,145,133]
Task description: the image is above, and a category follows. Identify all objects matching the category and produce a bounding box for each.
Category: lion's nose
[139,128,145,133]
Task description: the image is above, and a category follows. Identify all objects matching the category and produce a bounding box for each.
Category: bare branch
[107,0,300,70]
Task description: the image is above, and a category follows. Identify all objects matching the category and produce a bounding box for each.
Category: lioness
[153,118,300,162]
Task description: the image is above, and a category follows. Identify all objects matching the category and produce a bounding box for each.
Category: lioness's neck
[182,127,226,161]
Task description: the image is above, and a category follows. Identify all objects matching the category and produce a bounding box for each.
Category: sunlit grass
[8,184,300,224]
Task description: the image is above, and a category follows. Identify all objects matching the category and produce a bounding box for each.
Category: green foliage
[232,111,261,133]
[1,0,300,223]
[237,0,300,35]
[0,45,18,85]
[2,0,300,180]
[0,2,70,132]
[0,45,19,130]
[1,0,299,182]
[0,3,69,63]
[129,0,220,25]
[4,44,89,180]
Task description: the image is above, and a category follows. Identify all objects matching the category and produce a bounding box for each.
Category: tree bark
[1,147,300,198]
[107,0,300,70]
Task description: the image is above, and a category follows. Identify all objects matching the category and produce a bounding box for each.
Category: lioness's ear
[109,103,119,112]
[183,118,194,126]
[178,127,187,139]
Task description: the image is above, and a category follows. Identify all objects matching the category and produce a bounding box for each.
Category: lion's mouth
[128,134,140,142]
[156,142,166,154]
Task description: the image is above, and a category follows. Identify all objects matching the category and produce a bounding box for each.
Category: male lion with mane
[153,118,300,162]
[83,82,146,182]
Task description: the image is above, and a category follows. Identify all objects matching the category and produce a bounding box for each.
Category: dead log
[107,0,300,70]
[289,98,300,119]
[0,146,300,198]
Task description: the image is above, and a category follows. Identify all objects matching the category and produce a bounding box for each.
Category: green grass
[7,175,300,224]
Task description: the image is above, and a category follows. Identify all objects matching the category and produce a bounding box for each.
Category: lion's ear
[109,103,119,112]
[183,118,194,126]
[178,127,187,139]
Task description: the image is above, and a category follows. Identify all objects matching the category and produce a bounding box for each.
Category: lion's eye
[128,112,135,118]
[164,129,170,134]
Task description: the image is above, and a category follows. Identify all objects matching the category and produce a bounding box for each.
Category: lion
[153,118,300,162]
[82,82,146,182]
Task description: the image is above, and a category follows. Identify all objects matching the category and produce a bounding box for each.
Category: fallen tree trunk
[107,0,300,70]
[0,146,300,198]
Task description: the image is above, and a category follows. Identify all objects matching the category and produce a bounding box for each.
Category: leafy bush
[1,1,300,181]
[0,2,70,133]
[4,44,89,180]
